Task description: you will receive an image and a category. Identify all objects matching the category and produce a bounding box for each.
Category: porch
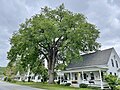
[57,67,109,89]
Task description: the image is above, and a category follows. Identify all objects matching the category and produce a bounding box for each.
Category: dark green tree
[7,4,100,84]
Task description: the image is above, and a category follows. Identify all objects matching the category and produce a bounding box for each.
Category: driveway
[0,81,45,90]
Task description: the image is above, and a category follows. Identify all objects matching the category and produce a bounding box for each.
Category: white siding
[107,49,120,76]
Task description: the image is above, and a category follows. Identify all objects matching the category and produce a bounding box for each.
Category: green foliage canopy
[7,4,100,83]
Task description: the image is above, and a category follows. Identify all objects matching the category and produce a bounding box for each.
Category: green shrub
[7,77,12,82]
[79,83,88,88]
[116,86,120,90]
[22,80,25,82]
[105,74,118,90]
[64,83,71,86]
[117,79,120,85]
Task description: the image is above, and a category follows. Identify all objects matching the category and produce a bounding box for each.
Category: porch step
[103,86,110,90]
[103,84,110,90]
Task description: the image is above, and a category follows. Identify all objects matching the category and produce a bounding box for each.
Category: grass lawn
[15,82,100,90]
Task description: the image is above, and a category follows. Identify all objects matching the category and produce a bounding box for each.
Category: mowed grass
[15,82,100,90]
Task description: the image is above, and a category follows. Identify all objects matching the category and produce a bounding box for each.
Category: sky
[0,0,120,67]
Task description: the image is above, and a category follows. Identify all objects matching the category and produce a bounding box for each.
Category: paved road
[0,81,45,90]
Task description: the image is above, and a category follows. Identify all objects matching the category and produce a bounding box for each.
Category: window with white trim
[111,59,114,67]
[116,60,119,68]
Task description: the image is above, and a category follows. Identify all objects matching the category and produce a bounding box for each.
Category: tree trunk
[48,46,57,84]
[48,69,54,84]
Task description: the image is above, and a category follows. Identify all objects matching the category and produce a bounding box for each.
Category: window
[75,73,78,80]
[101,72,104,80]
[32,76,35,79]
[114,73,117,76]
[64,74,67,80]
[38,76,41,80]
[111,59,114,67]
[61,77,64,82]
[116,60,119,68]
[110,72,112,75]
[90,73,94,80]
[83,73,87,80]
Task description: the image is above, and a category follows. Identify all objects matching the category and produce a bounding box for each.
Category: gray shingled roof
[67,48,113,69]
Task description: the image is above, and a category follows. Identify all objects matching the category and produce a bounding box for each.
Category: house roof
[66,48,114,69]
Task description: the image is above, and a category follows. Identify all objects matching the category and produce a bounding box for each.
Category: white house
[14,71,23,81]
[14,56,47,82]
[15,68,42,82]
[57,48,120,89]
[15,60,47,82]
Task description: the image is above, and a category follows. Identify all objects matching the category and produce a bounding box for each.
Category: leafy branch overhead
[7,4,100,84]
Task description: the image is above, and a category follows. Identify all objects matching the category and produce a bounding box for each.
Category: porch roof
[66,48,113,70]
[60,65,108,73]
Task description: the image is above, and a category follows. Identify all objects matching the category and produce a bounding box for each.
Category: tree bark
[48,69,54,84]
[48,44,57,84]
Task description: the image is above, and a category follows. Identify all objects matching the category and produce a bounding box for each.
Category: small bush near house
[22,80,25,82]
[79,83,88,88]
[64,83,71,86]
[105,74,118,90]
[7,77,12,82]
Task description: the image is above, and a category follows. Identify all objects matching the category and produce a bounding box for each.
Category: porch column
[99,69,103,89]
[68,73,70,80]
[82,71,84,82]
[78,72,80,84]
[57,76,59,81]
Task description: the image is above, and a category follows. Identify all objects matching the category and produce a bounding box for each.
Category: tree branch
[54,36,63,46]
[39,50,49,62]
